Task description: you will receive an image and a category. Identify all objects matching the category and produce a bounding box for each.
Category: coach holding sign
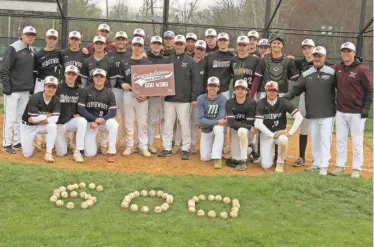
[158,35,200,160]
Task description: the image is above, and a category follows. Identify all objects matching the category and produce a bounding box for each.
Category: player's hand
[136,96,148,103]
[95,118,105,124]
[192,101,197,108]
[73,114,80,118]
[274,129,287,138]
[121,83,132,91]
[47,113,52,118]
[90,122,99,129]
[28,117,33,123]
[142,52,148,59]
[218,119,227,126]
[250,127,256,136]
[82,48,89,55]
[261,51,270,57]
[287,55,295,60]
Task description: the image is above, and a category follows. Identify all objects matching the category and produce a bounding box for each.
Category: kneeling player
[197,77,227,169]
[20,76,60,162]
[254,81,303,172]
[78,69,118,162]
[226,79,257,171]
[55,65,87,162]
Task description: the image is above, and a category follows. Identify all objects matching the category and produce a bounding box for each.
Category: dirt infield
[0,116,372,178]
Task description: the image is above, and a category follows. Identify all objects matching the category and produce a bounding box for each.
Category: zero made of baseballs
[70,191,78,198]
[197,210,205,217]
[130,204,139,212]
[208,195,215,201]
[156,191,163,198]
[66,202,74,209]
[188,207,196,213]
[149,190,156,197]
[96,185,104,192]
[161,203,169,212]
[88,183,96,189]
[162,193,169,199]
[50,196,58,202]
[81,202,89,209]
[154,206,162,213]
[61,191,68,199]
[141,206,150,213]
[223,197,231,204]
[56,200,64,207]
[208,210,216,218]
[220,212,228,219]
[59,186,66,192]
[198,195,206,201]
[140,190,148,197]
[230,211,238,218]
[79,182,86,189]
[215,195,222,201]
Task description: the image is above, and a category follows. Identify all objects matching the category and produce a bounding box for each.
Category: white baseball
[53,192,60,198]
[231,207,239,213]
[208,210,216,218]
[232,203,240,209]
[154,206,162,213]
[50,195,58,202]
[79,191,87,199]
[215,195,222,201]
[130,204,138,212]
[96,185,104,192]
[141,206,150,213]
[223,197,231,204]
[220,212,228,219]
[208,195,215,201]
[61,191,68,199]
[156,191,163,198]
[198,195,206,201]
[91,196,97,204]
[188,200,196,208]
[59,186,66,192]
[88,183,96,189]
[166,195,174,205]
[124,195,131,203]
[84,193,91,200]
[230,211,238,218]
[232,199,239,205]
[66,202,74,209]
[121,201,129,208]
[70,191,78,198]
[161,203,169,212]
[149,190,156,197]
[197,210,205,217]
[73,183,79,189]
[188,207,196,213]
[128,193,135,199]
[86,200,94,207]
[133,191,140,197]
[53,189,61,194]
[56,200,64,207]
[80,202,89,209]
[67,185,75,191]
[140,190,148,197]
[79,182,86,189]
[162,193,169,199]
[192,196,199,202]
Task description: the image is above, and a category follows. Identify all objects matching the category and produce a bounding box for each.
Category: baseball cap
[186,33,197,41]
[93,35,106,44]
[65,65,79,74]
[234,79,248,89]
[115,31,128,39]
[69,31,82,39]
[195,40,206,49]
[132,37,144,46]
[44,76,59,86]
[174,35,186,44]
[247,30,259,39]
[265,81,279,91]
[269,33,284,44]
[46,29,58,38]
[312,46,327,56]
[207,77,220,86]
[164,31,175,38]
[237,35,249,45]
[98,23,110,32]
[258,39,270,47]
[217,32,229,41]
[150,36,162,44]
[301,39,315,47]
[205,28,217,37]
[22,26,36,35]
[341,42,356,52]
[133,28,145,37]
[92,68,107,77]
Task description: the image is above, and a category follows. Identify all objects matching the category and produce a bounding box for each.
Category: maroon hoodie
[86,41,116,56]
[333,59,373,114]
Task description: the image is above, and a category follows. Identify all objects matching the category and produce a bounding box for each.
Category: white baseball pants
[174,105,199,147]
[20,122,57,157]
[162,102,191,151]
[84,118,118,157]
[309,117,334,168]
[335,111,366,170]
[55,117,88,156]
[148,96,164,146]
[298,93,308,135]
[34,78,44,94]
[259,133,288,169]
[230,128,255,161]
[3,92,29,147]
[200,125,224,161]
[112,88,125,144]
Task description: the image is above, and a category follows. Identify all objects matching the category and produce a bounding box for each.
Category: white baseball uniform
[148,96,164,146]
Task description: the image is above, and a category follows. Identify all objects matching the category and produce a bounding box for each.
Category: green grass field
[0,162,372,247]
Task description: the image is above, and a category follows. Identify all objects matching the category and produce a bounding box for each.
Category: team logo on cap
[154,37,160,41]
[29,27,34,31]
[135,37,141,42]
[240,37,246,41]
[315,47,321,52]
[343,42,350,47]
[208,30,213,34]
[72,31,77,35]
[198,41,204,45]
[136,29,141,33]
[119,31,124,35]
[51,30,55,34]
[69,65,75,70]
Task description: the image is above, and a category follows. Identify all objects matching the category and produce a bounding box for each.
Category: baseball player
[121,37,152,158]
[0,26,36,154]
[226,79,257,171]
[330,42,373,178]
[185,33,197,57]
[20,76,60,162]
[205,28,218,54]
[197,77,226,168]
[158,35,200,160]
[163,31,175,58]
[77,68,118,162]
[255,81,303,172]
[258,39,270,57]
[247,30,261,56]
[54,65,87,163]
[146,36,168,154]
[86,23,116,55]
[285,46,336,176]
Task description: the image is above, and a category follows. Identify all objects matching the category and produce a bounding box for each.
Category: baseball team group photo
[0,0,372,246]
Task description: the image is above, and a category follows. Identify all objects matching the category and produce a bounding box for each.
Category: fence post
[263,0,271,38]
[61,0,69,49]
[356,0,367,58]
[162,0,170,37]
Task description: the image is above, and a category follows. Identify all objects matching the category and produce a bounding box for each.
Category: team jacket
[120,57,152,89]
[34,48,62,80]
[86,41,116,56]
[165,53,200,103]
[205,50,235,93]
[231,55,260,90]
[295,58,314,73]
[80,55,117,88]
[206,45,218,54]
[60,48,89,84]
[196,58,207,96]
[146,50,168,64]
[196,93,226,133]
[332,59,373,114]
[284,65,336,119]
[226,97,256,131]
[108,50,132,88]
[55,81,82,124]
[21,92,60,125]
[0,39,35,94]
[162,48,174,58]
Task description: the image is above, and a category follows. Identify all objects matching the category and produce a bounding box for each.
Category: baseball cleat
[190,145,198,155]
[319,167,328,176]
[351,169,360,178]
[158,150,172,157]
[107,153,116,162]
[148,145,158,154]
[329,166,344,176]
[73,150,84,163]
[44,152,55,163]
[181,150,190,160]
[224,158,240,168]
[140,148,152,158]
[12,143,22,150]
[99,146,108,155]
[3,145,16,154]
[235,160,248,171]
[305,165,320,172]
[293,157,305,167]
[172,145,180,154]
[275,162,285,173]
[122,147,134,157]
[213,159,223,169]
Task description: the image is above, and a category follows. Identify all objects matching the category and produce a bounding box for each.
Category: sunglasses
[47,37,57,40]
[46,85,57,89]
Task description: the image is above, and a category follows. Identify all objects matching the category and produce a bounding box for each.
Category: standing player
[78,68,118,162]
[285,46,336,176]
[20,76,60,162]
[121,37,152,158]
[163,31,175,58]
[0,26,36,154]
[86,24,116,55]
[205,28,218,54]
[258,39,270,57]
[255,81,303,172]
[197,77,226,168]
[247,30,261,56]
[330,42,373,178]
[186,33,197,57]
[54,65,87,163]
[226,80,257,171]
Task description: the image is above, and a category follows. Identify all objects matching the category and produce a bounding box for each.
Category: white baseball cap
[234,79,248,89]
[258,39,270,46]
[98,23,110,32]
[133,28,145,37]
[217,32,229,41]
[65,65,79,74]
[22,26,36,35]
[186,33,197,41]
[207,77,220,86]
[205,28,217,37]
[132,37,144,46]
[44,76,59,86]
[265,81,279,91]
[150,36,162,44]
[174,35,186,44]
[93,35,106,43]
[237,35,249,45]
[92,68,107,77]
[69,31,82,39]
[247,30,259,39]
[301,39,315,47]
[341,42,356,52]
[46,29,58,38]
[312,46,327,56]
[195,40,206,49]
[115,31,128,39]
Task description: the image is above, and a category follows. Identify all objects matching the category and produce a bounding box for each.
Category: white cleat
[275,162,285,173]
[73,150,84,163]
[140,148,152,158]
[148,145,158,154]
[44,152,55,163]
[122,147,134,157]
[319,167,328,176]
[351,169,360,179]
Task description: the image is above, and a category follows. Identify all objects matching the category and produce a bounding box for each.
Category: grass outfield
[0,162,372,247]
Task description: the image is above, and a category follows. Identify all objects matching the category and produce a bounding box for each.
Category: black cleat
[158,150,172,157]
[181,150,190,160]
[4,145,16,154]
[13,143,22,150]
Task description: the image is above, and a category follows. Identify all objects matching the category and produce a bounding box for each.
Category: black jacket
[146,50,168,64]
